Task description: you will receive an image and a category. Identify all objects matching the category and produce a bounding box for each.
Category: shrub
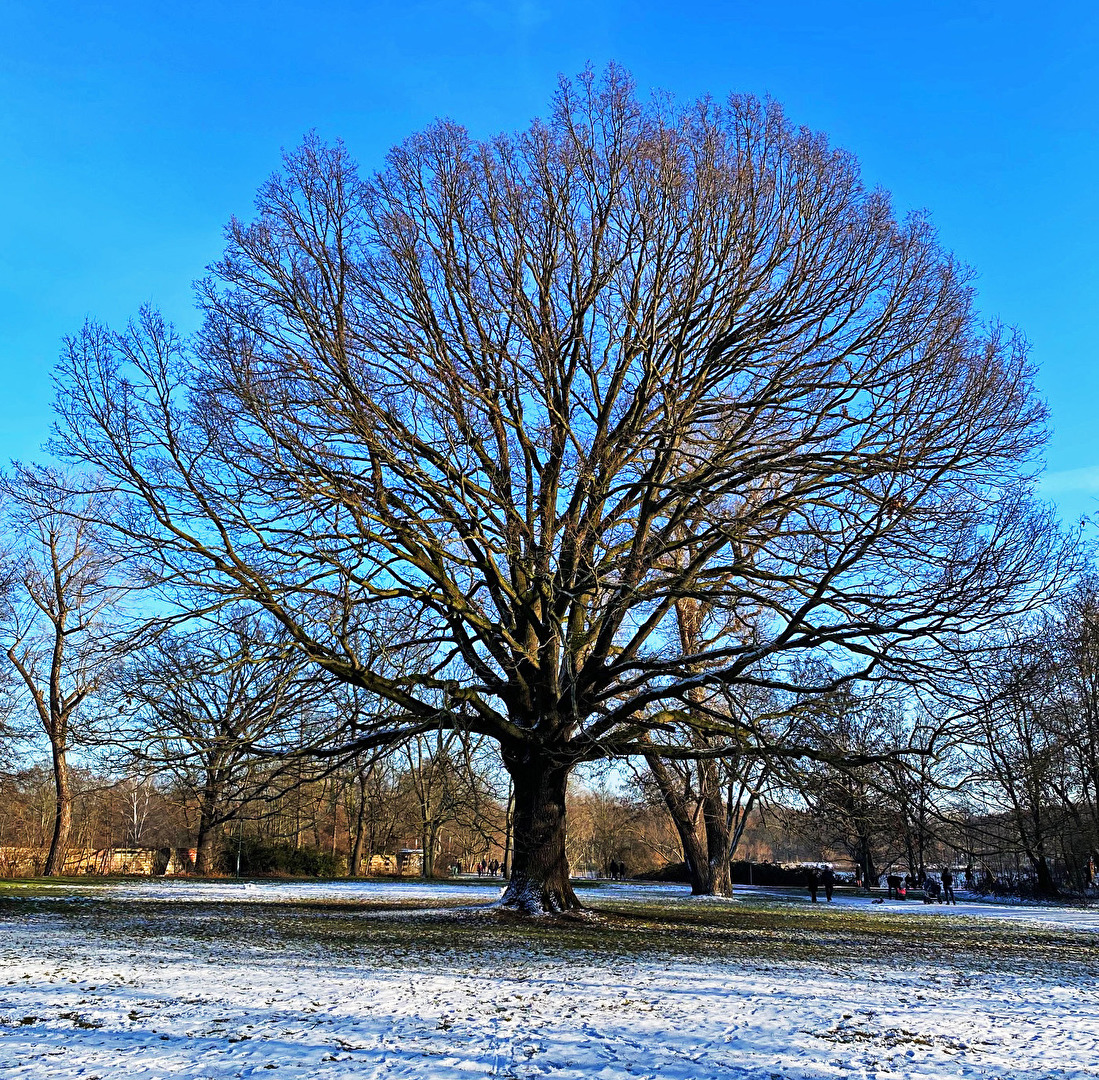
[219,837,345,877]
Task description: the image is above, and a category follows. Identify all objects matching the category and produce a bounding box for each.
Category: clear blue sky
[2,2,1096,522]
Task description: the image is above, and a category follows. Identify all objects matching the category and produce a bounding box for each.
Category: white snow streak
[0,880,1095,1079]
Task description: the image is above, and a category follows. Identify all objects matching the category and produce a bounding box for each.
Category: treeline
[0,751,685,880]
[633,619,1099,899]
[0,495,1097,894]
[3,707,1096,897]
[0,491,1095,893]
[0,735,509,878]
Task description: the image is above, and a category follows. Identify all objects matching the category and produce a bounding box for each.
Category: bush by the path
[219,838,345,877]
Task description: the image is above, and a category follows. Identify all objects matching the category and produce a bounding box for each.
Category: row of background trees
[2,703,1095,896]
[2,512,1097,898]
[0,67,1095,904]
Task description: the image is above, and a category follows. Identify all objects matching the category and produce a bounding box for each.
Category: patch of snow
[0,880,1095,1079]
[8,877,506,905]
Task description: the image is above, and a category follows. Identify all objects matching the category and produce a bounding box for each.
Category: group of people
[805,864,836,902]
[806,865,959,904]
[474,858,505,877]
[925,867,958,904]
[606,859,629,880]
[884,868,957,904]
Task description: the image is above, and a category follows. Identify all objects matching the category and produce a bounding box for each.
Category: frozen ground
[0,879,1096,1080]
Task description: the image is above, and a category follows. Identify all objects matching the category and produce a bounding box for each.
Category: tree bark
[498,748,579,914]
[645,753,709,894]
[854,835,877,888]
[1023,843,1059,898]
[195,827,218,875]
[43,740,72,876]
[502,779,513,879]
[348,769,368,876]
[699,760,733,897]
[195,776,221,876]
[421,820,439,878]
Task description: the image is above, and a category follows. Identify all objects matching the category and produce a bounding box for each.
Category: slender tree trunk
[43,739,72,876]
[725,786,760,882]
[645,754,708,893]
[349,769,368,877]
[498,748,579,914]
[421,820,438,878]
[331,780,339,856]
[1010,800,1060,898]
[904,837,919,881]
[855,835,877,888]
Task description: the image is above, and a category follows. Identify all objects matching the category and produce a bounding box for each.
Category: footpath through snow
[0,879,1095,1079]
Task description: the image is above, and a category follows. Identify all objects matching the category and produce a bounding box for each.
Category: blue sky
[1,1,1096,522]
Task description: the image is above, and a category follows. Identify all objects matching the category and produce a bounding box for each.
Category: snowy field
[0,879,1096,1080]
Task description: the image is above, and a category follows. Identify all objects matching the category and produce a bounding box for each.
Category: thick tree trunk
[195,779,220,876]
[700,761,733,897]
[43,741,72,877]
[195,828,218,876]
[645,754,709,894]
[1027,848,1059,898]
[497,748,579,914]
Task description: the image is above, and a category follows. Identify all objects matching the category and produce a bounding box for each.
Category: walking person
[822,864,835,902]
[807,866,820,902]
[941,866,956,905]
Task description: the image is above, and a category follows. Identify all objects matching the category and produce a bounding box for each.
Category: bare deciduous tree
[643,589,783,896]
[788,687,913,887]
[54,67,1063,912]
[399,730,502,877]
[968,632,1064,897]
[1045,579,1099,879]
[111,614,328,874]
[0,468,128,875]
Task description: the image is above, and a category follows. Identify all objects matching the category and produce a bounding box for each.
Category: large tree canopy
[54,67,1061,912]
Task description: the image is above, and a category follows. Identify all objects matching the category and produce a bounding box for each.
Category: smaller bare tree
[968,631,1065,897]
[0,467,128,875]
[400,731,503,877]
[111,613,329,874]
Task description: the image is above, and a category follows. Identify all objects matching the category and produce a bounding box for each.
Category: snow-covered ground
[0,879,1095,1079]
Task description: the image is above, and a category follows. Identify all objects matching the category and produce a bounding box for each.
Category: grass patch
[0,880,1094,982]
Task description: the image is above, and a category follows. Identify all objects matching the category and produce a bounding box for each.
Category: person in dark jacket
[807,866,820,902]
[941,866,956,905]
[822,865,835,902]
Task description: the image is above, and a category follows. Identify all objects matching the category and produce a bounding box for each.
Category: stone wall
[0,846,194,877]
[0,846,429,878]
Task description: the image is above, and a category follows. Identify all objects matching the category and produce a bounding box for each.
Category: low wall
[0,846,194,877]
[1,846,428,878]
